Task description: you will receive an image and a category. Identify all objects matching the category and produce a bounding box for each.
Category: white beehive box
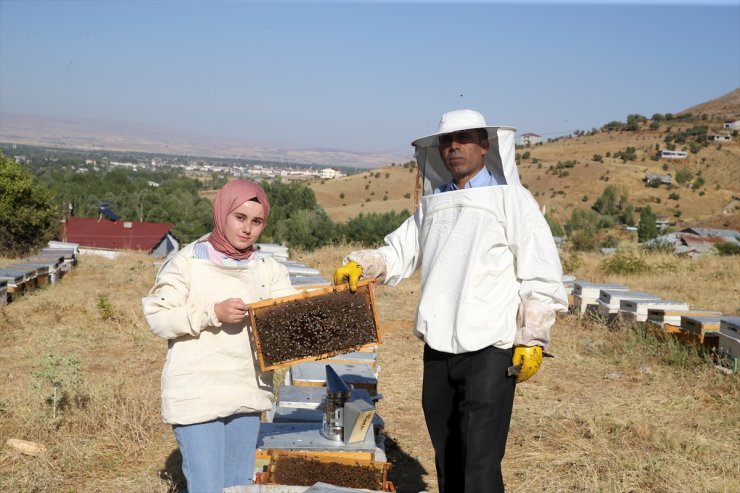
[571,282,628,316]
[597,290,660,320]
[573,282,627,299]
[647,308,722,327]
[620,299,689,323]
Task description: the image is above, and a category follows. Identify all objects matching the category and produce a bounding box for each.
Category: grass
[0,248,738,492]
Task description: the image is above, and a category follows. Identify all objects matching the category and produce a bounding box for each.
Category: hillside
[306,89,740,232]
[308,165,418,223]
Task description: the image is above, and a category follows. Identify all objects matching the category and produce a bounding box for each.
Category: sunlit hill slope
[309,88,740,232]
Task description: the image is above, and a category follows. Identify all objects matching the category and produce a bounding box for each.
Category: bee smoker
[321,365,352,442]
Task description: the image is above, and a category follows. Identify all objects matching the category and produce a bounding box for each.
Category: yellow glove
[512,346,543,383]
[333,261,363,292]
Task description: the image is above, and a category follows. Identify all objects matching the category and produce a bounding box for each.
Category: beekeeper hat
[412,109,521,195]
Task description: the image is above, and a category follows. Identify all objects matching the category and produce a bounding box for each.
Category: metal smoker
[321,365,352,442]
[320,365,378,444]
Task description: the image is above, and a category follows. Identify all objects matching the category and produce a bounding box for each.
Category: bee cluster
[272,455,385,490]
[254,289,378,367]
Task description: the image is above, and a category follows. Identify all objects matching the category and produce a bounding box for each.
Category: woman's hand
[214,298,249,324]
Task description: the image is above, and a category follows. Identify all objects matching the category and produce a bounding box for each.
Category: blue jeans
[172,413,261,493]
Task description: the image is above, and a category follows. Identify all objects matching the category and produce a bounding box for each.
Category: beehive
[266,450,392,491]
[718,317,740,373]
[571,282,627,317]
[248,280,381,371]
[679,315,722,346]
[620,299,689,323]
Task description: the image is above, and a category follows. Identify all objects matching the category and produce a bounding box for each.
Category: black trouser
[422,344,516,493]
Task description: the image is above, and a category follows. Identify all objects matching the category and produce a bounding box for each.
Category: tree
[565,208,600,236]
[544,213,564,237]
[0,152,61,256]
[638,206,658,243]
[592,185,630,219]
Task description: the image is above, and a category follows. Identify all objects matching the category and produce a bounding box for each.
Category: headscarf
[207,180,270,260]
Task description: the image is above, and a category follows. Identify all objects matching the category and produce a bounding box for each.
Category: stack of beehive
[566,277,740,374]
[0,241,79,306]
[240,264,391,492]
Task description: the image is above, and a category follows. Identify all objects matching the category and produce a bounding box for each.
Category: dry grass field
[1,246,738,493]
[518,129,740,227]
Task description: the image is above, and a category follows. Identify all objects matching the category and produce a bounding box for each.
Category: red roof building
[62,217,178,257]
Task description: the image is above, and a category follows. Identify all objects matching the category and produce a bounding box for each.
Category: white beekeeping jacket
[370,127,567,354]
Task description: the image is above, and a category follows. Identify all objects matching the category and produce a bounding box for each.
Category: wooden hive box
[718,317,740,372]
[679,315,722,346]
[8,263,52,286]
[0,269,31,296]
[265,450,392,492]
[248,280,381,371]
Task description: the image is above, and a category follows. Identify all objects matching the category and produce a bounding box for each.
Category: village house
[62,216,178,258]
[644,227,739,256]
[644,173,673,187]
[521,132,543,146]
[723,120,740,130]
[708,133,732,142]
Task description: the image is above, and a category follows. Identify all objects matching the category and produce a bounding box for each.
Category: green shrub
[715,241,740,256]
[569,230,600,252]
[97,294,115,320]
[600,250,649,274]
[31,352,85,429]
[545,213,564,237]
[675,168,692,184]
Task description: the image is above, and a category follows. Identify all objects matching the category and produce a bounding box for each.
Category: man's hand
[333,261,363,292]
[214,298,249,324]
[512,346,543,383]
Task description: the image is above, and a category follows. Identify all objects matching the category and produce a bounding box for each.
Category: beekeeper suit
[334,109,567,493]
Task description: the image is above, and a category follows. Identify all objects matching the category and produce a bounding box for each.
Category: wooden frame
[264,449,392,491]
[248,279,382,371]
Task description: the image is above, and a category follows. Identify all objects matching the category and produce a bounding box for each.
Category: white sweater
[142,241,296,425]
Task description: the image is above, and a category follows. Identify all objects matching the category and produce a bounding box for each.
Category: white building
[521,133,543,146]
[657,149,688,159]
[723,120,740,130]
[320,168,337,179]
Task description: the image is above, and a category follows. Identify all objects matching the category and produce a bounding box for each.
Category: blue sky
[1,0,738,154]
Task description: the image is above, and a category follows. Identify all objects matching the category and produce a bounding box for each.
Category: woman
[143,180,295,492]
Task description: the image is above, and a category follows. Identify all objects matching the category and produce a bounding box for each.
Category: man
[334,109,567,492]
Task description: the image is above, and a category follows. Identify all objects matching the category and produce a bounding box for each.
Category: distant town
[2,142,356,181]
